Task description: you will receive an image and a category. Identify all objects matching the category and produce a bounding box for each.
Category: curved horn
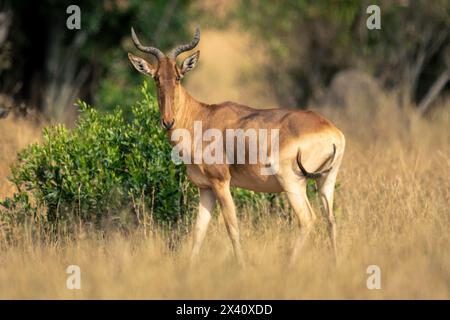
[168,27,200,59]
[131,27,164,59]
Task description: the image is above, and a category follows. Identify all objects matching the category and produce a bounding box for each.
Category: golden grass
[0,117,42,199]
[0,97,449,299]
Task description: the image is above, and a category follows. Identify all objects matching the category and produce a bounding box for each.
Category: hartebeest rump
[128,27,345,266]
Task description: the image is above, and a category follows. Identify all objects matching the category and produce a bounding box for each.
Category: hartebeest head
[128,27,200,130]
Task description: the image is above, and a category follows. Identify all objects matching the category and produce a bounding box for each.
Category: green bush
[3,82,197,227]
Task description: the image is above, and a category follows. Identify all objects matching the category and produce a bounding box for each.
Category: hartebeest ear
[180,51,200,75]
[128,53,157,77]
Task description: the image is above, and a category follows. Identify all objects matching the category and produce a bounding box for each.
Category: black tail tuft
[297,144,336,179]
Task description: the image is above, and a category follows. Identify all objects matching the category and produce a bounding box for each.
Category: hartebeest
[128,27,345,266]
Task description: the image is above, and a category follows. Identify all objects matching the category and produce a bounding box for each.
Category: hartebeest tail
[296,144,337,179]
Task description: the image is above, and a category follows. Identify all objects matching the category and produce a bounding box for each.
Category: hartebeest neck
[171,85,207,133]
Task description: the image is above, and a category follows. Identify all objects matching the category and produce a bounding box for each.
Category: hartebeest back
[128,27,345,266]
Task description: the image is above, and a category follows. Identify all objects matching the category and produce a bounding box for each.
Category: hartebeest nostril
[162,119,175,130]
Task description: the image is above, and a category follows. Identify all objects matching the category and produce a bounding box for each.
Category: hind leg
[279,177,317,266]
[316,160,342,263]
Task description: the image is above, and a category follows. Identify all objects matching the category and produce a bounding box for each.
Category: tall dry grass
[0,117,42,199]
[0,96,449,299]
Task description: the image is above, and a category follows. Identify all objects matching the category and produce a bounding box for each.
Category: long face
[153,58,184,130]
[128,28,200,130]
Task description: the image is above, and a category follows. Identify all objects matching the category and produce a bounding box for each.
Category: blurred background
[0,0,449,197]
[0,0,448,118]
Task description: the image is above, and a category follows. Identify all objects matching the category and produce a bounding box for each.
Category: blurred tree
[0,0,194,121]
[235,0,450,113]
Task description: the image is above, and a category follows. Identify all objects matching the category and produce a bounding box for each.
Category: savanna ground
[1,97,449,299]
[0,30,449,300]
